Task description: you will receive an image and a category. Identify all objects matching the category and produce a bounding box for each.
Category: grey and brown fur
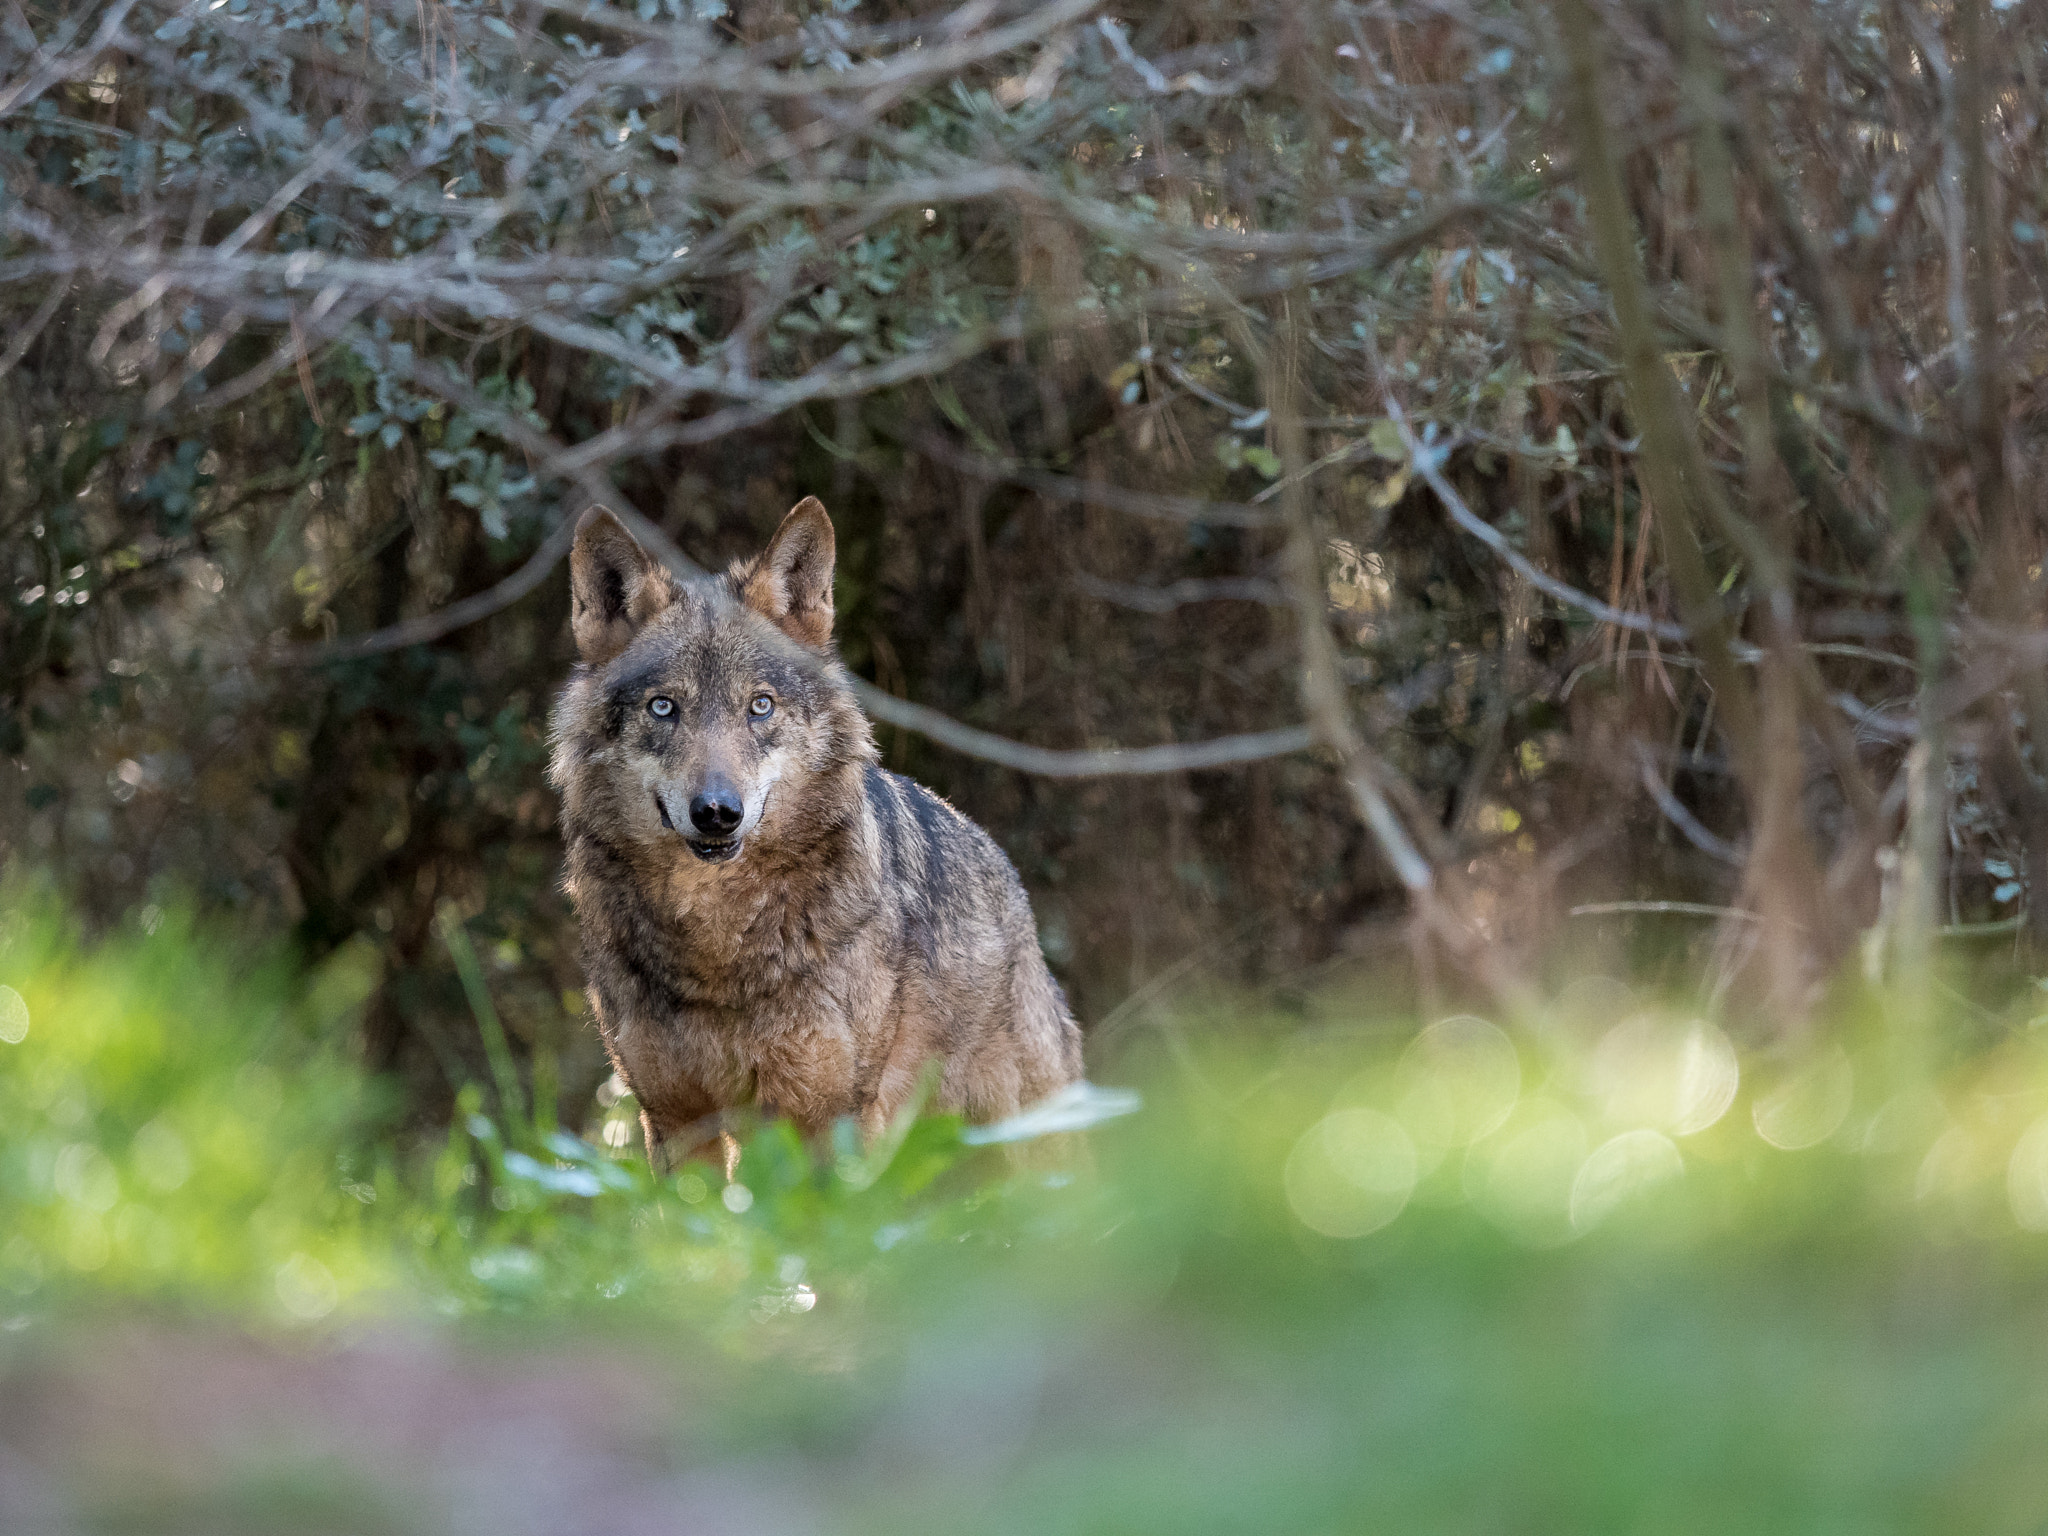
[549,497,1083,1167]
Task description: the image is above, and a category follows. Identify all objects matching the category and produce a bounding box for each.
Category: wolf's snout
[689,781,744,837]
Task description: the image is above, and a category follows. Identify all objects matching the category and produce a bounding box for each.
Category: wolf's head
[549,498,871,867]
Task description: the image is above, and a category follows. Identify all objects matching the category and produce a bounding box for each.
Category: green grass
[6,887,2048,1532]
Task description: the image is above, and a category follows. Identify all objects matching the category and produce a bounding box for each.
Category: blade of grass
[436,903,527,1131]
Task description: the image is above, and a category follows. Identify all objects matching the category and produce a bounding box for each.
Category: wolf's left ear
[739,496,835,650]
[570,506,672,665]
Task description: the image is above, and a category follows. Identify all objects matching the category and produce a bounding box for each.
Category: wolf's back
[862,763,1085,1102]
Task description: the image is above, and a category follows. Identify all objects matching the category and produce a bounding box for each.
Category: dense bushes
[9,0,2048,1113]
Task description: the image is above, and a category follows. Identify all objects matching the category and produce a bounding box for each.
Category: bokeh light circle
[1589,1016,1739,1136]
[132,1118,192,1193]
[1394,1014,1521,1148]
[53,1142,118,1213]
[0,985,27,1044]
[1466,1106,1587,1248]
[2008,1118,2048,1231]
[1917,1123,1986,1206]
[275,1252,339,1320]
[1570,1129,1684,1232]
[1284,1108,1418,1238]
[1752,1047,1854,1150]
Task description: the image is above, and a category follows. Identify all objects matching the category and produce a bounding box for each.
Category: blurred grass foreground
[8,893,2048,1534]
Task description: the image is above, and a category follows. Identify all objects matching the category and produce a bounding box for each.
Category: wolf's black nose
[689,785,743,836]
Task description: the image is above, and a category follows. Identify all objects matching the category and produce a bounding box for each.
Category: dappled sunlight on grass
[10,893,2048,1529]
[0,889,387,1319]
[11,890,2048,1311]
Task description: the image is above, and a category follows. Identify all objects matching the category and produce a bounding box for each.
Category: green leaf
[1367,419,1407,462]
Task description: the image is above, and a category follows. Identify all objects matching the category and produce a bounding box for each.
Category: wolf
[549,496,1084,1168]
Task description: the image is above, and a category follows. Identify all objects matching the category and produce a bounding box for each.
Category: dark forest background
[6,0,2048,1129]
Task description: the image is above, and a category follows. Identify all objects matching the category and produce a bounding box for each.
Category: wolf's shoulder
[861,761,986,843]
[860,763,1020,888]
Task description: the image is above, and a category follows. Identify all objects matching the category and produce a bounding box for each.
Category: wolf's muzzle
[654,790,742,863]
[688,781,744,836]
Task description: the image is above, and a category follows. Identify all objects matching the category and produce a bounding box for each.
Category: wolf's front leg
[637,1086,735,1178]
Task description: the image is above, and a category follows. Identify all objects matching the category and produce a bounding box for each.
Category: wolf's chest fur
[550,499,1082,1166]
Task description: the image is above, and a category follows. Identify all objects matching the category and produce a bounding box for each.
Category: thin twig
[0,276,68,383]
[851,683,1316,777]
[1069,573,1289,613]
[1269,300,1436,895]
[0,0,146,118]
[1634,744,1741,864]
[907,430,1278,528]
[1380,393,1691,643]
[1570,901,1762,922]
[273,511,582,665]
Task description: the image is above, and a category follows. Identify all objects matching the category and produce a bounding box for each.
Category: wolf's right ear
[569,506,671,665]
[738,496,836,650]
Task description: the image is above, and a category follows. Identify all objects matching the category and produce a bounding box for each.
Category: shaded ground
[9,1219,2048,1536]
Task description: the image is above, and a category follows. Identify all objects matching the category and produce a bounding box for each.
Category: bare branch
[272,512,582,667]
[851,681,1316,778]
[0,0,145,119]
[1635,746,1742,865]
[1571,901,1762,922]
[1069,573,1288,613]
[1269,299,1437,897]
[0,276,68,383]
[1384,400,1689,645]
[905,431,1278,528]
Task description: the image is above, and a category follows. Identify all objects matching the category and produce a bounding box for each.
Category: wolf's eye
[648,696,675,718]
[748,693,774,719]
